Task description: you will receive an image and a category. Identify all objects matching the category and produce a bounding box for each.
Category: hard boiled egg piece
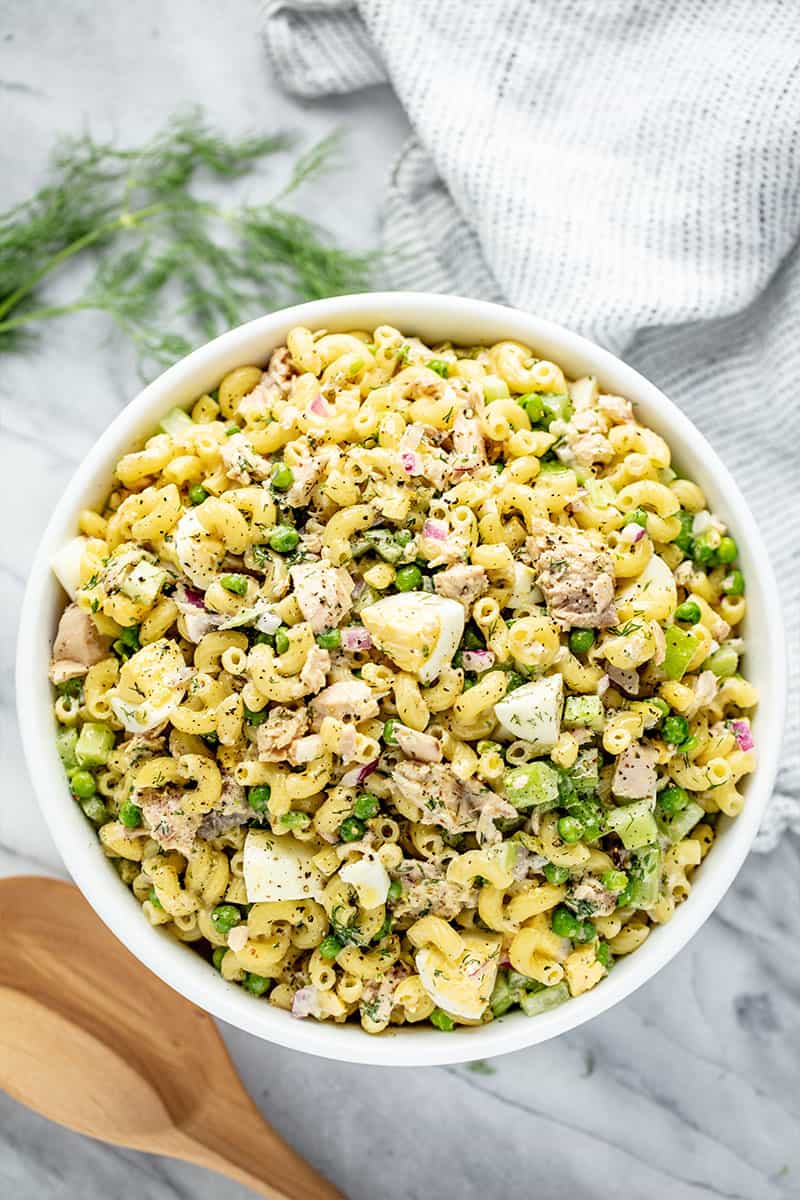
[494,674,564,751]
[108,639,190,733]
[615,553,678,623]
[174,508,225,590]
[360,592,464,684]
[243,830,324,903]
[339,856,390,909]
[416,931,502,1021]
[51,536,88,601]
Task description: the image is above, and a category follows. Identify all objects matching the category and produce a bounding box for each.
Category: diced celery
[586,479,615,509]
[483,376,510,401]
[490,971,514,1017]
[541,394,573,422]
[627,845,662,909]
[703,645,739,678]
[570,747,600,794]
[663,625,701,680]
[120,560,168,606]
[75,722,116,768]
[504,761,560,810]
[537,459,571,476]
[159,406,194,438]
[656,801,705,844]
[563,694,605,731]
[605,799,659,850]
[629,698,668,730]
[56,726,79,770]
[520,981,569,1016]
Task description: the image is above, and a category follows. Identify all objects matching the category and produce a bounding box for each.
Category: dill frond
[0,109,374,371]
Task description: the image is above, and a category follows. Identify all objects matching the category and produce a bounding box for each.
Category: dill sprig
[0,110,372,372]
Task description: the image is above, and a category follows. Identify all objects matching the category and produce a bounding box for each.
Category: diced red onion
[339,757,380,788]
[597,674,610,697]
[605,664,640,695]
[341,626,372,651]
[731,719,754,752]
[310,393,332,418]
[462,649,496,672]
[291,986,321,1019]
[422,519,447,541]
[621,523,646,544]
[400,450,423,476]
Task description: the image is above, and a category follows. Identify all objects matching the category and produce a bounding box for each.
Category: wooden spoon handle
[165,1098,347,1200]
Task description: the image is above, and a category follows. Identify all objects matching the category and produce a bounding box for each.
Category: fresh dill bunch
[0,109,373,371]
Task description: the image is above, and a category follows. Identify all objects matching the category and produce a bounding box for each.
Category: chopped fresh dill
[0,109,373,374]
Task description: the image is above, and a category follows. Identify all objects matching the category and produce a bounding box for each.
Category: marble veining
[0,3,798,1198]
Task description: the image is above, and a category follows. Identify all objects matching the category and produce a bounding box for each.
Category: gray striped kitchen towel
[263,0,800,850]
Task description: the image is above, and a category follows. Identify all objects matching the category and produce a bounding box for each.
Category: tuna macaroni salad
[49,326,757,1032]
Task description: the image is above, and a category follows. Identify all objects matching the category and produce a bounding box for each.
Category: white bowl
[16,293,786,1067]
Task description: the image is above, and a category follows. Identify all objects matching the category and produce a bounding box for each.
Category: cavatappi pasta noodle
[49,327,757,1032]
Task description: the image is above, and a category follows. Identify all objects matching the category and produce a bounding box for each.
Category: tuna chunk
[393,860,477,921]
[285,458,323,508]
[256,706,309,761]
[450,408,487,474]
[219,433,271,485]
[197,775,251,839]
[49,603,111,684]
[290,562,354,633]
[139,787,203,855]
[434,563,487,607]
[527,520,618,628]
[311,679,379,724]
[612,741,659,800]
[299,645,331,695]
[567,876,617,918]
[390,762,516,836]
[394,725,442,763]
[359,963,411,1026]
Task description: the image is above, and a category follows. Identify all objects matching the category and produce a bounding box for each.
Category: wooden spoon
[0,875,346,1200]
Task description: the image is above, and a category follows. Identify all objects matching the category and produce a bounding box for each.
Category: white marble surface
[1,3,798,1198]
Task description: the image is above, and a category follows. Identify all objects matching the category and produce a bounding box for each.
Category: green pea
[601,869,629,893]
[557,815,584,844]
[275,628,291,655]
[427,359,450,378]
[692,533,716,567]
[387,879,403,902]
[395,564,422,591]
[505,671,527,692]
[243,704,268,726]
[269,525,299,553]
[658,785,690,814]
[316,628,342,650]
[575,919,597,944]
[716,536,738,564]
[119,800,142,828]
[271,461,294,492]
[704,645,739,678]
[56,677,83,698]
[118,625,140,650]
[70,769,96,800]
[248,784,271,812]
[650,697,671,718]
[395,529,413,547]
[544,863,570,885]
[662,714,690,745]
[339,816,366,842]
[596,942,613,968]
[81,797,108,824]
[463,626,484,650]
[211,904,241,935]
[674,600,701,623]
[625,507,649,528]
[220,573,249,596]
[319,935,343,960]
[243,973,270,996]
[212,946,227,971]
[722,569,745,596]
[568,629,595,655]
[430,1008,455,1031]
[188,483,209,505]
[673,510,694,554]
[383,718,399,745]
[147,887,163,910]
[353,792,379,820]
[519,393,544,423]
[551,906,581,938]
